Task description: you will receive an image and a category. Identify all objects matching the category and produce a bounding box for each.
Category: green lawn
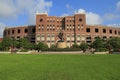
[0,54,120,80]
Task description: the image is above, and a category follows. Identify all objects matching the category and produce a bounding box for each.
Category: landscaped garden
[0,54,120,80]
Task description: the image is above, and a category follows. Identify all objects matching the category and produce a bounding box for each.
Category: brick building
[4,25,35,43]
[3,13,120,47]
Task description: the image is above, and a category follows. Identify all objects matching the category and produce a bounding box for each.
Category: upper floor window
[95,28,99,33]
[40,19,43,22]
[103,29,106,33]
[86,28,90,32]
[32,29,35,33]
[79,18,82,22]
[25,29,28,33]
[12,30,14,34]
[109,30,112,34]
[115,30,117,34]
[18,29,20,33]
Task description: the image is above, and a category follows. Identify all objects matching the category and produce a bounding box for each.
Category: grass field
[0,54,120,80]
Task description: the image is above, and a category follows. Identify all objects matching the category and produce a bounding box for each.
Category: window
[17,36,20,39]
[41,34,44,37]
[109,30,112,34]
[115,30,117,34]
[79,18,82,22]
[86,28,90,32]
[95,28,99,33]
[12,30,14,34]
[77,35,80,37]
[18,29,20,33]
[52,34,55,37]
[25,29,28,33]
[103,36,107,39]
[32,29,35,33]
[103,29,106,33]
[86,36,91,39]
[40,19,43,22]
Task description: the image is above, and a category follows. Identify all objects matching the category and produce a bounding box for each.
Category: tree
[1,38,13,50]
[36,42,48,51]
[18,38,31,50]
[107,37,120,52]
[79,42,88,53]
[92,37,105,52]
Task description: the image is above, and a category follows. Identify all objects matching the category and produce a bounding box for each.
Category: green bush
[43,48,81,51]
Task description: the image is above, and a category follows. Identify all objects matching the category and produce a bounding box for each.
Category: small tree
[107,37,120,52]
[1,38,13,50]
[36,42,48,51]
[92,37,105,52]
[18,38,31,50]
[79,42,88,53]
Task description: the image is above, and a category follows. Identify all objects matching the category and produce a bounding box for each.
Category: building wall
[35,13,120,47]
[3,13,120,47]
[3,25,35,43]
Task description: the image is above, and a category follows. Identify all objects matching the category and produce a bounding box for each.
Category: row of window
[46,20,75,23]
[38,24,84,27]
[46,18,76,20]
[5,28,35,35]
[39,18,83,23]
[86,28,120,35]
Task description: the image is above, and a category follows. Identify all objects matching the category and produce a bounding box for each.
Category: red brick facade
[4,25,35,43]
[3,13,120,47]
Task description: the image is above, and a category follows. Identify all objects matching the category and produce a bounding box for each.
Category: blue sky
[0,0,120,37]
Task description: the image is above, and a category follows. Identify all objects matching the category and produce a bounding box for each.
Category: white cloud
[0,0,16,18]
[116,1,120,10]
[0,0,52,24]
[77,9,102,25]
[103,13,120,21]
[86,12,102,25]
[77,9,86,14]
[0,22,5,38]
[60,13,69,17]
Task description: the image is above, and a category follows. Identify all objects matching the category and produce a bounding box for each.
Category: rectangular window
[115,30,117,34]
[12,30,14,34]
[25,29,28,33]
[109,30,112,34]
[32,29,35,33]
[95,28,99,33]
[103,29,106,33]
[18,29,20,33]
[17,36,20,40]
[86,28,90,32]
